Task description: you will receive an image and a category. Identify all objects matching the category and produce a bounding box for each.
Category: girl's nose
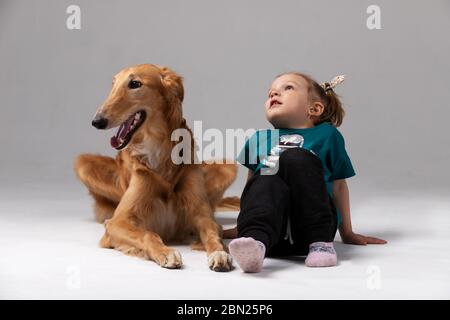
[270,91,280,98]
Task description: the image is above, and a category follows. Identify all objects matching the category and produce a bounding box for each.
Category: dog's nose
[91,117,108,129]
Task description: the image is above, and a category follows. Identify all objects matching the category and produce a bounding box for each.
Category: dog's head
[92,64,184,150]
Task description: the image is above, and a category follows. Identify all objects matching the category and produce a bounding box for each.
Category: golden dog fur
[74,64,239,271]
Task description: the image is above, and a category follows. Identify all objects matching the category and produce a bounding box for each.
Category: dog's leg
[194,212,233,272]
[74,154,123,221]
[101,169,182,269]
[91,193,116,223]
[181,169,233,272]
[102,217,182,269]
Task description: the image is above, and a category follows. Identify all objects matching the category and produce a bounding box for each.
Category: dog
[74,64,240,271]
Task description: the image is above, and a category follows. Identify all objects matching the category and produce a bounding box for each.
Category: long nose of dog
[91,116,108,129]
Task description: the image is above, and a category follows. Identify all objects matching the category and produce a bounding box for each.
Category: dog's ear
[160,67,184,104]
[160,67,184,129]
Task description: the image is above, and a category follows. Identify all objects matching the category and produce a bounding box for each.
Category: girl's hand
[223,226,238,239]
[340,231,387,245]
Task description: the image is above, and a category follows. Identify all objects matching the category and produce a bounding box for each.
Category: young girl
[225,72,387,273]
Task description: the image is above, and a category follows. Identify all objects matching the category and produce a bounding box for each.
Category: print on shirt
[261,134,305,168]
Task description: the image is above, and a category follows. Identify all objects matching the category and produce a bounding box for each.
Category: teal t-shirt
[236,122,356,226]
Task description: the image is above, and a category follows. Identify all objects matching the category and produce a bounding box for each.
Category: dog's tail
[215,196,240,212]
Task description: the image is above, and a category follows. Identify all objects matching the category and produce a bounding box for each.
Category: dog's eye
[128,80,142,89]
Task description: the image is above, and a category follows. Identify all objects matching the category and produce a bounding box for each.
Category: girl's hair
[276,72,345,127]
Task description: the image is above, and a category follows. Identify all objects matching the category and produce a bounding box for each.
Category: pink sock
[305,242,337,267]
[229,237,266,273]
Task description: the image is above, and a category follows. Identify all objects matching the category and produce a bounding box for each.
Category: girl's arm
[222,169,253,239]
[332,179,387,245]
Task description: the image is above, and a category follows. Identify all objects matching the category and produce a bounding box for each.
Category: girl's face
[265,74,311,128]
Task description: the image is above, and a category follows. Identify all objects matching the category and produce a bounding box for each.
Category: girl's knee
[279,148,321,168]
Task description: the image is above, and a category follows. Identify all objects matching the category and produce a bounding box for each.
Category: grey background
[1,0,449,193]
[1,0,450,300]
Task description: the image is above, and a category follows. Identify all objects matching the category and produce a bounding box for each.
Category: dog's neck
[128,115,189,181]
[130,139,165,170]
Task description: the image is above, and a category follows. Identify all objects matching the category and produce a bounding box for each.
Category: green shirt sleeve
[327,128,356,181]
[236,131,259,172]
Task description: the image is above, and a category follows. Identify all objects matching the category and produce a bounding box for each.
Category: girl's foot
[229,237,266,273]
[305,242,337,267]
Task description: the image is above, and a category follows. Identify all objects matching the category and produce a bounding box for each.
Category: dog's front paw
[208,250,232,272]
[156,249,183,269]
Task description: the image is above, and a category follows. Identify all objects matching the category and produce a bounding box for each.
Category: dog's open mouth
[110,111,146,150]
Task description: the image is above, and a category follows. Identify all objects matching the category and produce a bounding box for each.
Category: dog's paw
[156,250,183,269]
[208,250,232,272]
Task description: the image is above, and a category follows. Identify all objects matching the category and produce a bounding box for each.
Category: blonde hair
[276,72,345,127]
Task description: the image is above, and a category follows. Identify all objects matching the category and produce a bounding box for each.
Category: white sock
[305,242,337,267]
[229,237,266,273]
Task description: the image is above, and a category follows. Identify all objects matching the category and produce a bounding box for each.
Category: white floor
[0,181,449,299]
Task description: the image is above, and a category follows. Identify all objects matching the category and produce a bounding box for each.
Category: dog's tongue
[110,116,134,149]
[110,134,120,149]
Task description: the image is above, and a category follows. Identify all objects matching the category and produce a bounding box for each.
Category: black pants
[237,148,338,256]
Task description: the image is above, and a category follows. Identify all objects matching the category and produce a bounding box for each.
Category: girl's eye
[285,85,294,90]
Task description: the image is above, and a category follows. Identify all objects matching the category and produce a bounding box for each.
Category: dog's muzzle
[92,116,108,129]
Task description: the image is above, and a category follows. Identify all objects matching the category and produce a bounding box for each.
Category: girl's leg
[275,148,338,267]
[230,172,290,272]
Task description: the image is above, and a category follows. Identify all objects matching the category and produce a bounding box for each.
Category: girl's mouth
[270,100,282,108]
